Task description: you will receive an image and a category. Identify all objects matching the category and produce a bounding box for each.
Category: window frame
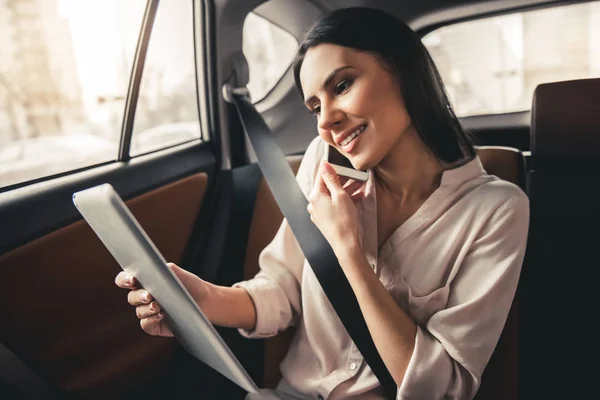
[118,0,158,161]
[122,0,208,160]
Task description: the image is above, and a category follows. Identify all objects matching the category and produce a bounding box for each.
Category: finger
[308,163,322,200]
[351,186,365,197]
[140,312,164,333]
[313,161,330,195]
[167,262,205,291]
[115,272,137,288]
[128,289,153,306]
[339,176,351,187]
[341,178,355,189]
[321,162,344,196]
[166,262,178,270]
[136,301,161,319]
[343,180,365,196]
[350,191,365,204]
[306,203,313,215]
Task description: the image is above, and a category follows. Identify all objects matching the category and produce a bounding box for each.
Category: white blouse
[235,137,529,400]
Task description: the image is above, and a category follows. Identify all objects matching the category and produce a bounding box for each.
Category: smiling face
[300,43,413,170]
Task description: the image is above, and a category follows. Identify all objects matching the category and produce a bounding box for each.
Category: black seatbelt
[0,341,62,399]
[230,92,397,398]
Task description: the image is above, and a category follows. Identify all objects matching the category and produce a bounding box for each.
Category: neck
[373,125,444,204]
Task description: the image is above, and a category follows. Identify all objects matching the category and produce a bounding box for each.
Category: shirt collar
[439,156,486,186]
[365,156,485,191]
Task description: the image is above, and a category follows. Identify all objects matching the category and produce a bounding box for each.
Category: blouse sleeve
[397,191,529,399]
[233,136,323,338]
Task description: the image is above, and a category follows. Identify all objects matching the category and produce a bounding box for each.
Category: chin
[351,155,372,171]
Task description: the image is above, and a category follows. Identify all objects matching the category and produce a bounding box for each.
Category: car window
[0,0,146,189]
[243,12,297,103]
[130,0,201,157]
[423,2,600,117]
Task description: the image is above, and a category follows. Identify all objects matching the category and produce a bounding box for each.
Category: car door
[0,0,245,398]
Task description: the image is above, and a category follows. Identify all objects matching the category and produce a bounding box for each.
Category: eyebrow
[303,65,355,106]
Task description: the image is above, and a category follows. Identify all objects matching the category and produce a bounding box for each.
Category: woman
[116,7,529,400]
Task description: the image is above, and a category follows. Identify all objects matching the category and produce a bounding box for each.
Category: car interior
[0,0,598,399]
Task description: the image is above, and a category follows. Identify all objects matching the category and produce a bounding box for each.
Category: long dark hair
[293,7,475,165]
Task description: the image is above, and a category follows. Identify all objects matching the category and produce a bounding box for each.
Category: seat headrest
[476,146,525,189]
[531,78,600,169]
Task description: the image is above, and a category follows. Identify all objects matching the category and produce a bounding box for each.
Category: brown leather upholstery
[476,146,526,190]
[0,173,208,399]
[243,155,302,388]
[473,146,525,400]
[243,156,303,281]
[531,77,600,166]
[245,149,525,396]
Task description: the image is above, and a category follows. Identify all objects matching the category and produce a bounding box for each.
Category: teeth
[341,125,366,146]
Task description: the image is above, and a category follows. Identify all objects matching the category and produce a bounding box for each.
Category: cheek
[376,92,411,133]
[353,82,397,124]
[391,105,411,129]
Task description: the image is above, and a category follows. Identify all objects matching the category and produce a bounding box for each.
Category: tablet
[72,183,259,394]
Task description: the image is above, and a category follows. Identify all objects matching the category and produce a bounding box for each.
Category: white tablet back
[72,183,258,394]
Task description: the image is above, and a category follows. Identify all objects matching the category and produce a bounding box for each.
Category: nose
[317,101,344,131]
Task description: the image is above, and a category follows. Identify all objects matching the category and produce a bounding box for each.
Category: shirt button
[317,395,324,400]
[370,263,375,269]
[349,362,358,371]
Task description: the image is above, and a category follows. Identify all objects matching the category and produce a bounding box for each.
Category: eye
[334,79,353,95]
[310,105,321,116]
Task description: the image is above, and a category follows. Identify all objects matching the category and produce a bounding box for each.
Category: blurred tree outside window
[243,12,297,103]
[423,2,600,117]
[0,0,145,189]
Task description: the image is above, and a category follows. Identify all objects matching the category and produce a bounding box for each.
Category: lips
[335,124,367,147]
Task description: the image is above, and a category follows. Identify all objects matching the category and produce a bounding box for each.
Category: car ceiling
[253,0,570,38]
[212,0,587,157]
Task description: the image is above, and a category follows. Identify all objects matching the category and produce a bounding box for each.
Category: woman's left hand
[307,161,363,256]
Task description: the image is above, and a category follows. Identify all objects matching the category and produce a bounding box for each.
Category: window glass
[243,12,297,102]
[130,0,200,157]
[422,2,600,117]
[0,0,145,189]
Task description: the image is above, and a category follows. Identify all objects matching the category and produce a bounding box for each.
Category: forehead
[299,44,370,97]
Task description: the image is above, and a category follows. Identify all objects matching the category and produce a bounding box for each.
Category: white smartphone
[323,144,369,182]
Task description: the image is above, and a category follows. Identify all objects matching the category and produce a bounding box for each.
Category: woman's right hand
[115,263,211,337]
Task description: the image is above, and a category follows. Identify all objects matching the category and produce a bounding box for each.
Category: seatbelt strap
[230,92,397,398]
[0,341,61,399]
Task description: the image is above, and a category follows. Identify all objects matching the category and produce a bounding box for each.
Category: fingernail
[142,291,150,302]
[124,274,132,285]
[157,312,163,318]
